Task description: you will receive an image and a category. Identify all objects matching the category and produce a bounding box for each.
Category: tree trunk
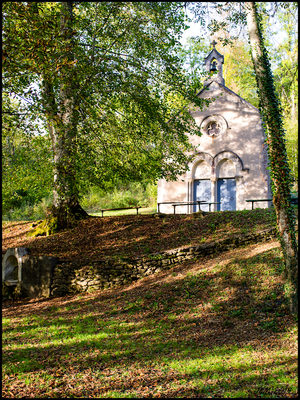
[30,2,88,237]
[245,2,298,314]
[290,91,296,121]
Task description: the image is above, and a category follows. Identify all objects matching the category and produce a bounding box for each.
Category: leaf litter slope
[2,208,277,261]
[2,238,298,398]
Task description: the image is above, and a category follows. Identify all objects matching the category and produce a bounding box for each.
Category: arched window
[194,160,211,179]
[216,158,236,178]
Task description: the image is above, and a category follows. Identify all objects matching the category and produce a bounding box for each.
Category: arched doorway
[217,178,236,211]
[216,158,236,211]
[193,160,211,212]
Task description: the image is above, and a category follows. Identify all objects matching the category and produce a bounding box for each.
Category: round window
[200,115,227,139]
[206,121,221,137]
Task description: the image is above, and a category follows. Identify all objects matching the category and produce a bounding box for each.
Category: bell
[210,61,217,72]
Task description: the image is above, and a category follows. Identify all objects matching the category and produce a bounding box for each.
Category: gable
[187,79,266,159]
[195,81,259,113]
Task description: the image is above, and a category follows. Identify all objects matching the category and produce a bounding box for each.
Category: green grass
[2,245,298,398]
[2,181,158,221]
[90,206,157,217]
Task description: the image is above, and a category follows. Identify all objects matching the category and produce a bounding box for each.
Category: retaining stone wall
[51,227,277,297]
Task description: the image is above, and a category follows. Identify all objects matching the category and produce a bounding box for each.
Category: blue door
[193,180,211,212]
[217,178,236,211]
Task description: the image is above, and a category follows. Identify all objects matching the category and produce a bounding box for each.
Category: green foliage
[284,119,298,189]
[2,91,53,216]
[2,107,53,214]
[2,2,210,219]
[2,196,53,222]
[249,4,296,220]
[177,36,211,78]
[81,182,157,212]
[271,3,298,188]
[222,40,259,107]
[2,181,157,221]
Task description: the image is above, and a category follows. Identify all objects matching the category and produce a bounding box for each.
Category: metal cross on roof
[211,39,217,49]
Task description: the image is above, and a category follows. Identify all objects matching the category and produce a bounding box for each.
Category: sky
[180,20,203,45]
[180,7,288,49]
[179,7,289,74]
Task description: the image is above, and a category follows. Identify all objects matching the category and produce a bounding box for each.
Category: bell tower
[204,40,225,86]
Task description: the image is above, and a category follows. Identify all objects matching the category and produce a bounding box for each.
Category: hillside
[2,208,278,261]
[2,235,298,398]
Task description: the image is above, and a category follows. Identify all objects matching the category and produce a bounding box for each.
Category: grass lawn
[90,206,157,217]
[2,238,298,398]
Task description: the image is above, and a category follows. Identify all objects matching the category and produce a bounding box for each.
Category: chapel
[157,41,272,214]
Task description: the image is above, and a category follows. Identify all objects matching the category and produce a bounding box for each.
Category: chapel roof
[195,79,259,112]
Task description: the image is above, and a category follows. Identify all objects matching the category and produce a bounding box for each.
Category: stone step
[4,280,18,286]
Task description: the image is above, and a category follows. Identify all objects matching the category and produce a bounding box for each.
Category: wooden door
[217,178,236,211]
[193,180,211,212]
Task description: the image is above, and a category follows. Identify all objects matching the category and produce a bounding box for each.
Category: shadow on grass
[2,246,298,397]
[3,209,278,261]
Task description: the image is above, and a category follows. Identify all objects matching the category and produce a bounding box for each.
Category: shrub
[2,196,53,222]
[81,182,157,212]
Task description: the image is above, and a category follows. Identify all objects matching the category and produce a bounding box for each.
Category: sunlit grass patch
[90,207,156,217]
[2,245,298,398]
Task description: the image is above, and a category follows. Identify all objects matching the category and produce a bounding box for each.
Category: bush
[81,182,157,212]
[2,196,53,222]
[2,181,157,221]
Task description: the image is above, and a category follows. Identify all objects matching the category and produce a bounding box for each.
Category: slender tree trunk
[31,2,88,236]
[51,1,88,227]
[54,1,77,212]
[290,91,296,121]
[245,2,298,314]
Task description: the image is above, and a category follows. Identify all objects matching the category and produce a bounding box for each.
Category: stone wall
[51,227,277,297]
[2,227,278,299]
[22,255,59,298]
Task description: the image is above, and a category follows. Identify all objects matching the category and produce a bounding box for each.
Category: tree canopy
[2,2,209,187]
[3,1,212,230]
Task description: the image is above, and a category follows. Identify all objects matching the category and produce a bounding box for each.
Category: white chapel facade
[157,42,272,214]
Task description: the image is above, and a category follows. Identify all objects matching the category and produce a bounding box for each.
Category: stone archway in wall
[213,151,245,176]
[190,152,214,177]
[186,151,246,213]
[216,158,236,178]
[192,158,212,212]
[2,248,27,284]
[185,152,214,213]
[214,151,245,211]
